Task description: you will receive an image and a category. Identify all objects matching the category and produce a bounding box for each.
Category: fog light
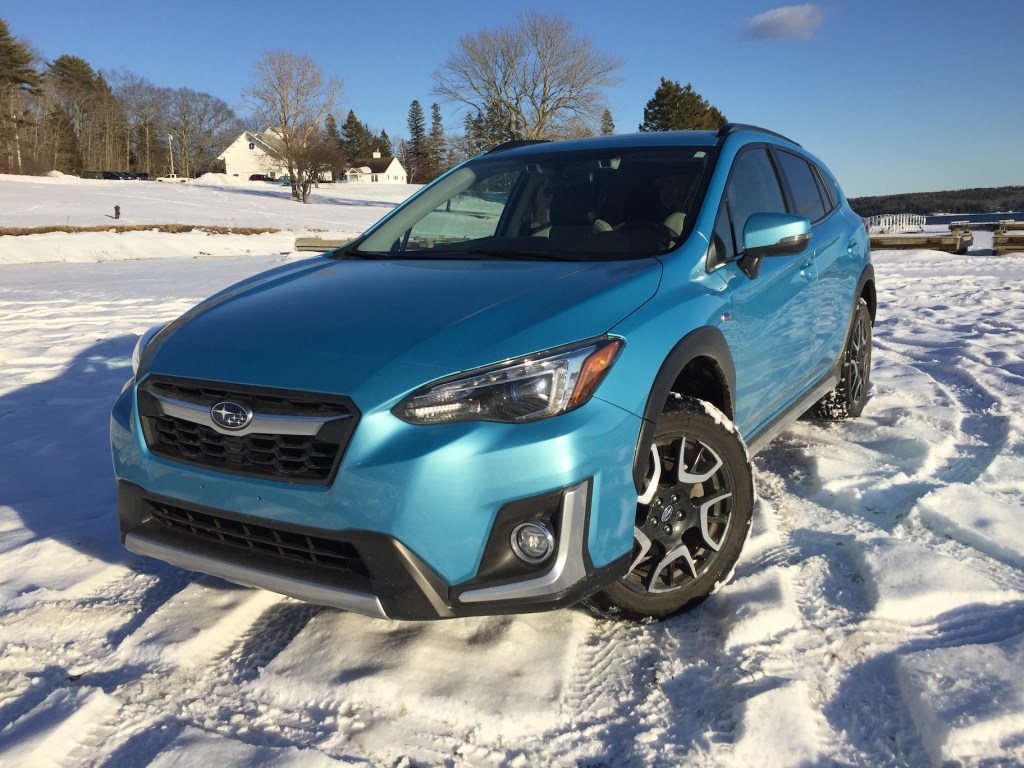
[511,521,555,564]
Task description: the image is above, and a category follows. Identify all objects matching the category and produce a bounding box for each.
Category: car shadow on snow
[0,335,171,573]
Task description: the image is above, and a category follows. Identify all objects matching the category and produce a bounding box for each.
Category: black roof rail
[487,139,551,154]
[717,123,800,147]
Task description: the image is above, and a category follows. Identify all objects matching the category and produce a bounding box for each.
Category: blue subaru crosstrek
[112,124,874,620]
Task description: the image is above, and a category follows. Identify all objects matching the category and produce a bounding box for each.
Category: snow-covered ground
[1,175,1023,767]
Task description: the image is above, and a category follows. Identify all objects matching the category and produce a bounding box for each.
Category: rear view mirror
[739,213,812,279]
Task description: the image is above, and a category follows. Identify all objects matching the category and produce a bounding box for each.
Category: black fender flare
[632,326,737,492]
[855,264,877,322]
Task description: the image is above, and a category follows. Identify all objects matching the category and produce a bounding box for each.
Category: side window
[726,148,789,236]
[812,165,835,212]
[709,202,736,268]
[815,164,843,212]
[776,150,827,222]
[708,147,787,270]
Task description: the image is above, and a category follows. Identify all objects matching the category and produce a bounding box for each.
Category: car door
[773,149,857,380]
[709,145,820,440]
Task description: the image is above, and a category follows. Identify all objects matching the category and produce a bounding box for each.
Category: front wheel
[589,396,754,621]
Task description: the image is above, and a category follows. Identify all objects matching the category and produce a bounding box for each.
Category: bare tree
[110,70,168,177]
[293,127,342,202]
[167,88,242,177]
[432,12,622,142]
[244,50,342,202]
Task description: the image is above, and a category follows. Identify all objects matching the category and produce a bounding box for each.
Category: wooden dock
[869,229,972,254]
[993,220,1024,255]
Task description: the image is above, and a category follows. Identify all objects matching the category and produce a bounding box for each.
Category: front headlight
[394,337,624,425]
[131,324,166,376]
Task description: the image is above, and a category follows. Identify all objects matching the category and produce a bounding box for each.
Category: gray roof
[350,156,399,174]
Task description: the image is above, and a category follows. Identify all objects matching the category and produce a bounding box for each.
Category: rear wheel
[813,298,872,420]
[589,396,754,620]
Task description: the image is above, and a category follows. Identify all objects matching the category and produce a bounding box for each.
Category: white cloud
[744,4,825,41]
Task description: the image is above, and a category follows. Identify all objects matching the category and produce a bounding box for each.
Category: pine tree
[325,113,342,151]
[340,109,374,164]
[46,55,128,172]
[600,108,615,135]
[324,113,343,175]
[406,100,426,182]
[639,78,726,132]
[0,18,40,173]
[425,102,445,181]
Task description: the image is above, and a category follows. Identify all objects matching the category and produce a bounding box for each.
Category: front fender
[630,326,737,492]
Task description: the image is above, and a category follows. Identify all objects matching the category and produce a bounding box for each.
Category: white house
[217,130,289,180]
[344,151,407,184]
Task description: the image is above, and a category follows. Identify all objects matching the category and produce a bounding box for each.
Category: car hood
[145,256,662,406]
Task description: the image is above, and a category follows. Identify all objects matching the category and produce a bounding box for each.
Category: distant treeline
[849,186,1024,217]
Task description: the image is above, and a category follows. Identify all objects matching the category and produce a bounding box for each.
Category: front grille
[138,377,358,485]
[149,416,340,480]
[147,498,370,578]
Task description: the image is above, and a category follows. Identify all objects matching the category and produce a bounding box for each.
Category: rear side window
[775,150,828,222]
[817,164,844,209]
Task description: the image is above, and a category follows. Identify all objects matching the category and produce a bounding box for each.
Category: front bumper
[112,374,639,619]
[118,479,629,619]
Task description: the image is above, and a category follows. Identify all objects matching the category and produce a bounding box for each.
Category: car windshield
[350,146,712,261]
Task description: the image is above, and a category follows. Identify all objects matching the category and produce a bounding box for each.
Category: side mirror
[738,213,812,279]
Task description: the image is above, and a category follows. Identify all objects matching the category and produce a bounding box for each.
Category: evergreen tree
[406,100,426,148]
[0,19,38,90]
[340,109,374,164]
[46,55,130,172]
[376,129,392,156]
[426,102,446,180]
[469,103,513,150]
[0,18,41,173]
[325,113,342,151]
[600,108,615,135]
[406,99,426,181]
[639,78,726,132]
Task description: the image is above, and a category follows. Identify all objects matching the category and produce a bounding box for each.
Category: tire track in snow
[0,573,320,767]
[550,618,662,765]
[750,456,939,766]
[873,336,1010,492]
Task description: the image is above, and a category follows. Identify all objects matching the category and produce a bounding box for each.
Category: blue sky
[3,0,1022,197]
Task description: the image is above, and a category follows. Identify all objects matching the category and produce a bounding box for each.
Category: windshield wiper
[334,248,388,260]
[334,247,582,262]
[462,248,582,262]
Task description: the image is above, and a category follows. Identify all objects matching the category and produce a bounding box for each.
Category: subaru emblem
[210,400,253,431]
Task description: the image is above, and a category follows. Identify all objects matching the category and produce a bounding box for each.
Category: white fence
[867,213,926,234]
